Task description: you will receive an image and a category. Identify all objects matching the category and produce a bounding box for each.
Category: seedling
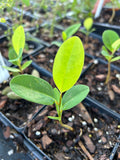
[10,36,89,131]
[80,17,95,45]
[108,0,120,23]
[3,25,32,74]
[52,23,81,47]
[101,30,120,85]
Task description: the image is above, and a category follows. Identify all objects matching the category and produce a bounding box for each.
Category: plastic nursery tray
[93,22,120,36]
[0,107,51,160]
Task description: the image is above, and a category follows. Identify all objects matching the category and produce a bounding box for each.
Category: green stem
[105,61,111,85]
[109,6,115,23]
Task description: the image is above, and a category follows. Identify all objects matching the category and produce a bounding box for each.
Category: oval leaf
[62,85,89,111]
[102,30,119,52]
[10,75,55,105]
[84,17,93,31]
[12,26,25,55]
[53,36,84,93]
[21,60,32,70]
[64,23,81,39]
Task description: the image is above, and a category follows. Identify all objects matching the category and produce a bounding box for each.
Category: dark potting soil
[24,103,120,160]
[94,8,120,25]
[78,62,120,114]
[0,65,49,127]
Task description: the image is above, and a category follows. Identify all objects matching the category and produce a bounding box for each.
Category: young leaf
[3,66,20,72]
[112,38,120,50]
[12,26,25,55]
[51,41,62,47]
[9,48,23,63]
[8,47,20,66]
[10,75,55,105]
[101,46,112,61]
[102,30,119,52]
[62,31,67,41]
[22,0,30,6]
[64,23,81,39]
[48,116,60,121]
[62,85,89,111]
[21,60,32,70]
[53,36,84,93]
[84,17,93,31]
[111,56,120,62]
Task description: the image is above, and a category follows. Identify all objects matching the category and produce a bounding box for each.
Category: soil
[94,8,120,25]
[24,102,120,160]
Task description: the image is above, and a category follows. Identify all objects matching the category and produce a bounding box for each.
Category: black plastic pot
[93,22,120,36]
[0,106,51,160]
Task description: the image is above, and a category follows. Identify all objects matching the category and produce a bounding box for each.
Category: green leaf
[51,41,62,47]
[22,0,30,6]
[3,66,20,72]
[21,60,32,70]
[64,23,81,39]
[10,75,55,105]
[101,46,112,61]
[9,48,23,63]
[12,26,25,55]
[53,36,84,93]
[102,30,119,52]
[84,17,93,31]
[48,116,60,120]
[54,88,60,114]
[62,85,89,111]
[112,38,120,50]
[111,56,120,62]
[62,31,67,41]
[8,47,19,66]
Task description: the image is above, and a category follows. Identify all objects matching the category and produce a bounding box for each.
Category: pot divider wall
[0,108,51,160]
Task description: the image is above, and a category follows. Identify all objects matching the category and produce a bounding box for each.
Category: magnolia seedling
[10,36,89,131]
[3,25,32,74]
[101,30,120,85]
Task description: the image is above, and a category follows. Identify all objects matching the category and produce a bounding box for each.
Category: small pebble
[68,115,75,122]
[93,59,98,64]
[106,131,109,135]
[82,121,87,126]
[100,82,104,86]
[117,125,120,129]
[89,134,92,138]
[35,131,41,136]
[94,127,98,132]
[116,74,120,79]
[94,118,98,123]
[98,139,102,143]
[97,86,102,91]
[49,59,53,63]
[8,149,14,156]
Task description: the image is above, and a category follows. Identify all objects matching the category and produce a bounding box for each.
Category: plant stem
[109,6,115,23]
[59,121,74,131]
[105,61,111,85]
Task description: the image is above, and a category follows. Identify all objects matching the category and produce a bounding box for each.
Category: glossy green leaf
[12,26,25,55]
[54,88,60,114]
[102,30,119,52]
[9,48,23,63]
[62,85,89,111]
[63,23,81,39]
[62,31,67,41]
[8,47,19,66]
[48,116,60,120]
[21,60,32,70]
[53,36,84,93]
[3,66,20,72]
[22,0,30,6]
[10,75,55,105]
[101,46,112,61]
[112,38,120,50]
[111,56,120,62]
[84,17,93,31]
[51,41,62,47]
